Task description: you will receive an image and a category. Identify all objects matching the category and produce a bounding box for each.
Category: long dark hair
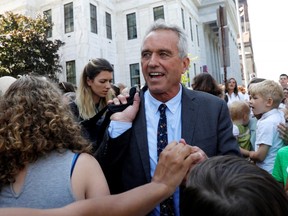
[192,73,223,97]
[225,78,238,94]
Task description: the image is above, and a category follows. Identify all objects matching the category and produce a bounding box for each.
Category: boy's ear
[266,97,273,107]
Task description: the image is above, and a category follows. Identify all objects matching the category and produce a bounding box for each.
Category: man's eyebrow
[141,49,149,53]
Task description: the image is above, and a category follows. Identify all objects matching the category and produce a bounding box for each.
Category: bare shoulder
[71,153,109,199]
[76,153,102,170]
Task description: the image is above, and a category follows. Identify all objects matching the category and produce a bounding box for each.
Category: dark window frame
[106,12,112,39]
[126,13,137,40]
[66,60,76,84]
[90,4,98,34]
[43,9,52,38]
[130,63,140,87]
[153,6,165,21]
[64,2,74,33]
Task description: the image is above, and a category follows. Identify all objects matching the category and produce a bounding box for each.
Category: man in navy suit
[96,19,240,216]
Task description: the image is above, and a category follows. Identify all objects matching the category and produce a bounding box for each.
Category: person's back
[183,155,288,216]
[0,75,110,208]
[0,151,76,208]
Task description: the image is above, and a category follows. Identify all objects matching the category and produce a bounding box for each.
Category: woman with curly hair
[70,58,113,150]
[0,75,110,208]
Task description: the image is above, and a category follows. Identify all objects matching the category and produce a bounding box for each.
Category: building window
[127,13,137,40]
[189,17,193,41]
[196,24,200,46]
[181,8,185,29]
[64,2,74,33]
[130,63,140,87]
[66,60,76,84]
[90,4,97,34]
[111,64,115,84]
[153,6,164,21]
[43,9,52,38]
[106,12,112,39]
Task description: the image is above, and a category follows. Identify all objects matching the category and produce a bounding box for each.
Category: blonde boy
[228,101,251,157]
[249,80,285,174]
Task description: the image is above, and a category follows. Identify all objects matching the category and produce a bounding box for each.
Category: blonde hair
[229,101,250,122]
[249,80,283,108]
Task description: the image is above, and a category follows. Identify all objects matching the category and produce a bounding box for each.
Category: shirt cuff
[108,120,132,138]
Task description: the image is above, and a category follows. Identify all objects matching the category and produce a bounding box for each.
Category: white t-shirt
[255,108,285,174]
[226,92,244,105]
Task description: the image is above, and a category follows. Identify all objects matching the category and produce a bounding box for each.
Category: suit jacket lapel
[134,87,151,182]
[181,87,198,145]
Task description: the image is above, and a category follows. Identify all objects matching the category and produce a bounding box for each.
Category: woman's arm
[71,153,110,200]
[0,141,199,216]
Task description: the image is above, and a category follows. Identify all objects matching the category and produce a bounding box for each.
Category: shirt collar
[146,84,182,114]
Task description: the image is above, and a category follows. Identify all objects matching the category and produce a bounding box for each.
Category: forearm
[249,151,265,162]
[240,148,250,157]
[89,182,170,216]
[0,182,170,216]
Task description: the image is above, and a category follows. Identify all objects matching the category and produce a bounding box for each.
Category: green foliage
[0,12,64,81]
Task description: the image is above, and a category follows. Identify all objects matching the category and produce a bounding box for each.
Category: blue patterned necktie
[157,104,175,216]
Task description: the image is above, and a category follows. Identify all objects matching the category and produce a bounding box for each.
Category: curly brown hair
[0,75,92,190]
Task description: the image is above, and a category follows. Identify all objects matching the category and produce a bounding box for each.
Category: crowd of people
[1,19,288,215]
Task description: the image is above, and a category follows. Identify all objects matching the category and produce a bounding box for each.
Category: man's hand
[178,138,208,184]
[278,122,288,144]
[109,92,140,122]
[152,140,207,196]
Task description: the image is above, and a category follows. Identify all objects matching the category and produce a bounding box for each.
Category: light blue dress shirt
[146,86,182,216]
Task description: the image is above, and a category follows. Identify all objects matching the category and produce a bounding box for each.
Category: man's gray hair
[142,19,188,59]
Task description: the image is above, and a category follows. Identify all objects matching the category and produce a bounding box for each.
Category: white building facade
[0,0,243,87]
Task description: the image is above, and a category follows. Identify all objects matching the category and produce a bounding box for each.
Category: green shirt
[272,146,288,186]
[237,124,251,151]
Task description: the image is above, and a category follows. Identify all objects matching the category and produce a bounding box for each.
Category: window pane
[64,2,74,33]
[43,9,52,38]
[66,61,76,84]
[181,8,185,29]
[153,6,164,21]
[90,4,97,34]
[196,24,199,46]
[189,17,193,41]
[130,63,140,87]
[126,13,137,40]
[106,12,112,39]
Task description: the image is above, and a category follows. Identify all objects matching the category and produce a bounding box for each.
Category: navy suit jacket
[96,86,240,195]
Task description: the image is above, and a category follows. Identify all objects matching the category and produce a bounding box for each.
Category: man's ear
[182,57,190,74]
